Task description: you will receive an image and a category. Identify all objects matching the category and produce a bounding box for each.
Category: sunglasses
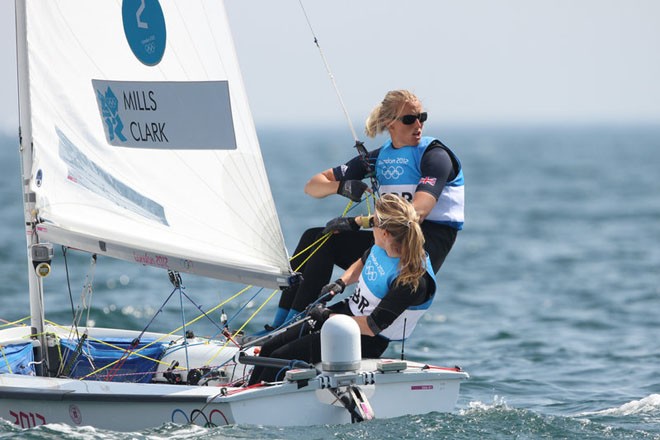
[398,112,428,125]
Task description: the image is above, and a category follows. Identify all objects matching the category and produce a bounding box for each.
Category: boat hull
[0,325,467,430]
[0,360,466,430]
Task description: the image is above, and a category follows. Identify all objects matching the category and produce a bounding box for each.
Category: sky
[1,0,660,136]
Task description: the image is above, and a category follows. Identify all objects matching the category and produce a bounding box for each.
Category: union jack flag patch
[419,177,437,186]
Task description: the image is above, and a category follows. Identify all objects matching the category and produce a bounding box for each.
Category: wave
[460,395,510,414]
[580,394,660,417]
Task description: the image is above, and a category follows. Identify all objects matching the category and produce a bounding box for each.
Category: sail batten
[20,0,292,288]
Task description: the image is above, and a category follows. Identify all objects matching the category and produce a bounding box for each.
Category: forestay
[17,0,292,288]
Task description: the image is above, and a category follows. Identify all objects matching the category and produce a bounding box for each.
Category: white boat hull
[0,325,467,430]
[0,364,466,430]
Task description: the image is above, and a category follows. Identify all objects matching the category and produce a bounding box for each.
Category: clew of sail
[17,0,292,288]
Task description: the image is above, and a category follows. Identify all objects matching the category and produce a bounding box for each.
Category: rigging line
[134,286,180,343]
[288,233,331,263]
[298,0,358,142]
[178,289,226,334]
[0,317,30,328]
[0,346,13,374]
[294,233,332,272]
[286,200,354,264]
[177,284,191,377]
[205,288,281,365]
[62,247,82,344]
[209,287,265,340]
[135,284,255,350]
[298,0,384,197]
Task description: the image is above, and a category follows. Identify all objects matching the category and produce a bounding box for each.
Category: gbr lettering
[381,191,413,202]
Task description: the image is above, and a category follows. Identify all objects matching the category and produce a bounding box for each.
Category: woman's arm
[339,258,364,286]
[352,316,376,336]
[358,275,429,336]
[304,149,378,199]
[414,145,455,221]
[412,191,437,222]
[304,168,340,198]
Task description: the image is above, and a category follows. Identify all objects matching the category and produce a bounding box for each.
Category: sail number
[8,410,46,428]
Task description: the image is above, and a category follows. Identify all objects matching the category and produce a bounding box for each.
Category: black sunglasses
[398,112,428,125]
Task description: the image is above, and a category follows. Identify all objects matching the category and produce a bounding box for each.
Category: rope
[298,0,358,142]
[297,1,379,196]
[204,288,280,365]
[0,317,30,328]
[0,346,13,374]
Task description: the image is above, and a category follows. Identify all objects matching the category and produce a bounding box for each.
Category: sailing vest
[348,245,436,341]
[376,136,464,230]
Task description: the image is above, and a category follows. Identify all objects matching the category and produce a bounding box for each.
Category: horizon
[1,1,660,136]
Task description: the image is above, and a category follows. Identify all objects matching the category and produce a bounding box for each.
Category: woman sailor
[248,194,436,385]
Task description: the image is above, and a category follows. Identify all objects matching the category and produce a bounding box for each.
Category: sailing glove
[308,304,332,330]
[322,216,361,234]
[320,278,346,298]
[337,180,368,202]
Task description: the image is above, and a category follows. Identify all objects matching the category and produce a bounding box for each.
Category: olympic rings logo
[381,166,404,180]
[144,42,157,54]
[171,408,229,427]
[365,263,377,281]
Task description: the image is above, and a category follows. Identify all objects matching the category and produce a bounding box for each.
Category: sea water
[0,124,659,439]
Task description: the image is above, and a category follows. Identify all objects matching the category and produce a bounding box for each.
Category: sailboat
[0,0,468,431]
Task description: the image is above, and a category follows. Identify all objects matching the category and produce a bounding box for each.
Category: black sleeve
[366,274,430,335]
[332,148,381,181]
[417,143,455,200]
[360,247,372,264]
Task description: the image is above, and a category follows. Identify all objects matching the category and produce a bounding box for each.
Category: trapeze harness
[347,245,436,341]
[376,136,465,230]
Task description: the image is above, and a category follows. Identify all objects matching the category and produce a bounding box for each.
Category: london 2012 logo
[122,0,166,66]
[96,86,127,142]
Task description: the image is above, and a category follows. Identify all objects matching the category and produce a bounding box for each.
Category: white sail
[18,0,292,288]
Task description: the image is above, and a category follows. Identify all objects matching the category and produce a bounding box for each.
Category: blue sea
[1,124,659,439]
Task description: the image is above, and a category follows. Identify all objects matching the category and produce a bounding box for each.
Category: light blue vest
[348,245,436,341]
[376,136,464,230]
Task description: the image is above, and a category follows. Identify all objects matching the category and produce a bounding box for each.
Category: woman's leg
[248,326,321,384]
[289,230,374,313]
[268,228,325,329]
[421,223,458,274]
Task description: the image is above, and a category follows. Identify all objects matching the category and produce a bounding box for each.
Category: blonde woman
[249,194,437,385]
[268,90,463,330]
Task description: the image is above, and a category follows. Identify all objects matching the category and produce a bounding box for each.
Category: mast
[15,0,49,373]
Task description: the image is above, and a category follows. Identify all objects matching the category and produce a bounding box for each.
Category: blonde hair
[375,194,426,291]
[365,90,421,138]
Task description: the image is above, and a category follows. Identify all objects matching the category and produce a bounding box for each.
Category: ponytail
[374,194,426,291]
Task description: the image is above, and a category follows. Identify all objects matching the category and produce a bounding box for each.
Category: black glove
[320,278,346,298]
[337,180,368,202]
[308,304,332,329]
[322,217,360,234]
